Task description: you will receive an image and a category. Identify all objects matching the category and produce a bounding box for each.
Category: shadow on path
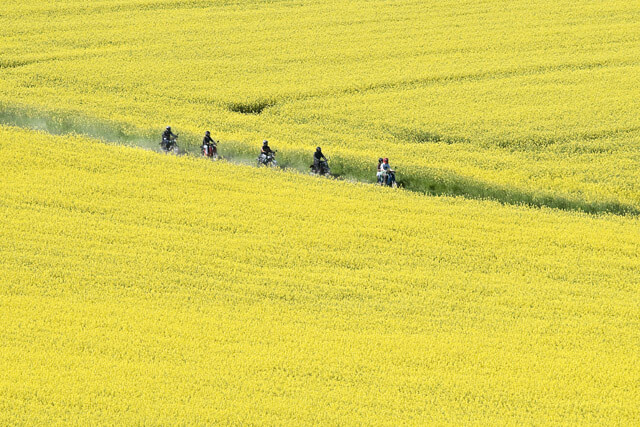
[1,103,637,217]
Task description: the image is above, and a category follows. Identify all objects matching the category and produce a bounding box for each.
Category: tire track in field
[12,0,288,19]
[0,43,142,72]
[276,59,639,106]
[0,104,638,217]
[0,59,43,69]
[154,58,639,114]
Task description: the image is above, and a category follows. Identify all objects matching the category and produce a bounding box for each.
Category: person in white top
[381,158,395,186]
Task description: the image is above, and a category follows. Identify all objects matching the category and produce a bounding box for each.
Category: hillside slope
[1,126,639,423]
[1,0,639,211]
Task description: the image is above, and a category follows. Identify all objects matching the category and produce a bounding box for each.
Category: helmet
[378,158,383,162]
[263,140,268,145]
[166,126,171,131]
[205,131,210,135]
[316,146,321,151]
[383,158,389,163]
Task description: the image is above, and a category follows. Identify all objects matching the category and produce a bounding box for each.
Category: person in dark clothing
[258,140,276,166]
[203,131,214,146]
[312,146,329,174]
[163,126,177,142]
[161,126,178,150]
[202,131,217,157]
[261,140,273,155]
[313,147,327,164]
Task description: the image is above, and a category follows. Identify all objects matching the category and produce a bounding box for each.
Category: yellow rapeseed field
[2,0,639,423]
[1,0,639,211]
[1,126,639,423]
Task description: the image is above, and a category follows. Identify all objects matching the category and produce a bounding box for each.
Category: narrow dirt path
[1,105,637,217]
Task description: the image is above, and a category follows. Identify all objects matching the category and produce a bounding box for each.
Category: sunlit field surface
[1,126,639,423]
[2,0,640,423]
[1,0,639,212]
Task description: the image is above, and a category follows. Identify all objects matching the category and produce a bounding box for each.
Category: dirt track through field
[1,105,637,217]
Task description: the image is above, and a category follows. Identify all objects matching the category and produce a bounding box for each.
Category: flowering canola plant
[0,0,639,212]
[1,126,639,423]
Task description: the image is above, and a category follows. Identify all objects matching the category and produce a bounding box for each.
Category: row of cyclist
[161,126,397,187]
